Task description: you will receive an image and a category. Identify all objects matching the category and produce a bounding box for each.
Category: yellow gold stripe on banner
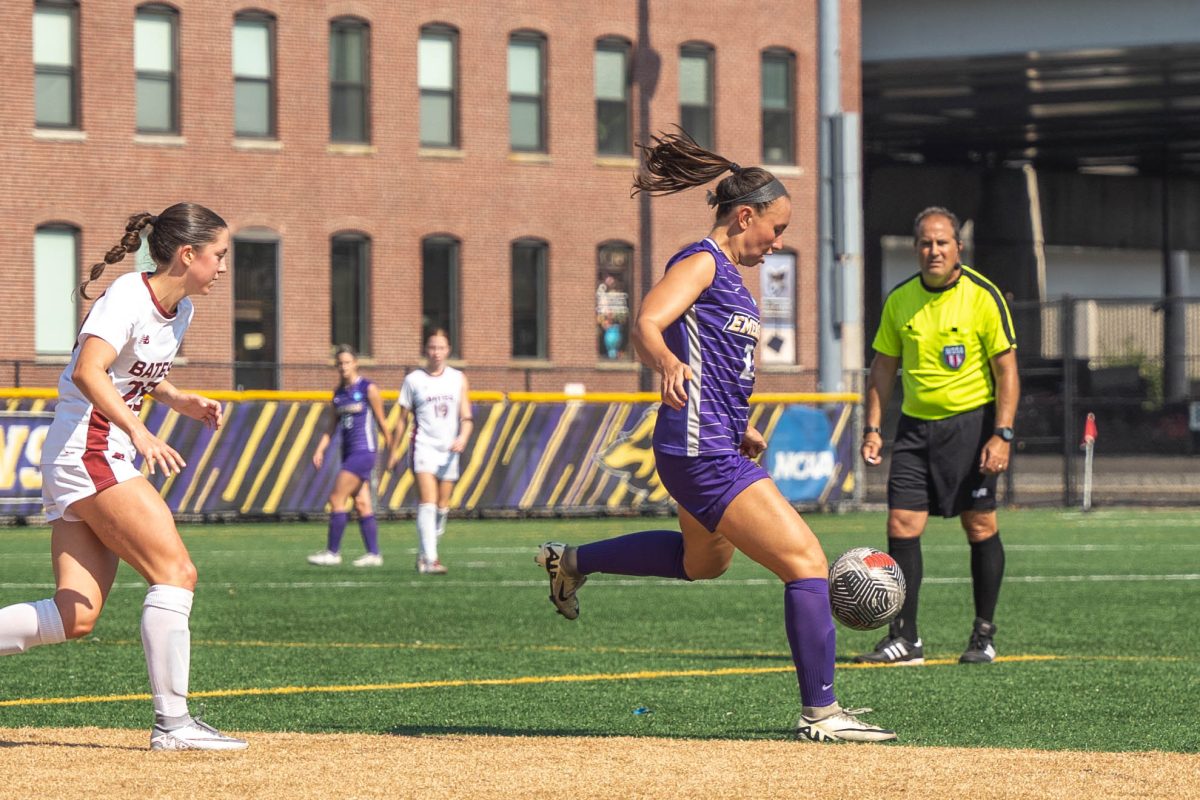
[519,403,579,508]
[451,402,505,507]
[179,403,232,512]
[241,403,300,514]
[465,404,521,511]
[154,410,183,494]
[221,402,277,502]
[546,464,575,507]
[502,403,536,465]
[264,403,326,515]
[563,403,621,506]
[193,468,220,513]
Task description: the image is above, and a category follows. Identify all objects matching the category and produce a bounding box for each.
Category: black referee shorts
[887,405,998,518]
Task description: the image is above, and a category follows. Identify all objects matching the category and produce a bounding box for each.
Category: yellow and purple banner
[1,391,859,519]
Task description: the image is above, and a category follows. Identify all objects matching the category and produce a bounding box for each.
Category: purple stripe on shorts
[654,450,770,532]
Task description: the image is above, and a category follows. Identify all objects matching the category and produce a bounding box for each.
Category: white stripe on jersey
[684,308,703,457]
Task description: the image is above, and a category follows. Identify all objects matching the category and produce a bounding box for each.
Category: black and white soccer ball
[828,547,906,631]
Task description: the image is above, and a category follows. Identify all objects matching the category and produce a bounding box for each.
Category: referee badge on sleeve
[942,344,966,370]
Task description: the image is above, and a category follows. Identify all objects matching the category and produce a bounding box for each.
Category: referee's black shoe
[959,617,998,663]
[852,625,925,665]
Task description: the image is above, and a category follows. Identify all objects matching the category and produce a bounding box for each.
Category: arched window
[680,42,714,149]
[595,37,631,155]
[762,48,796,165]
[135,4,180,133]
[34,224,80,355]
[419,24,458,148]
[330,16,370,143]
[421,235,461,354]
[233,10,276,138]
[512,238,548,358]
[33,0,79,129]
[508,31,547,152]
[332,232,371,354]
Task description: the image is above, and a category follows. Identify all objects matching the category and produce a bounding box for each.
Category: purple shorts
[339,450,377,482]
[654,450,771,532]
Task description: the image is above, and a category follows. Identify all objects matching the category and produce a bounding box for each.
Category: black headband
[707,177,789,208]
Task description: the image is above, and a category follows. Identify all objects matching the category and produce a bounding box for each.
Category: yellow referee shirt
[873,265,1016,420]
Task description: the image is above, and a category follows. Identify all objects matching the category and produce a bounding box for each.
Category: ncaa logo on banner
[942,344,966,370]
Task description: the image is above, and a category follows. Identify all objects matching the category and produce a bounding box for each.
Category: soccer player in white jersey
[388,329,472,574]
[0,203,246,750]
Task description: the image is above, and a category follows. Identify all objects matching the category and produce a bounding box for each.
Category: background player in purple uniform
[535,130,895,743]
[307,346,390,567]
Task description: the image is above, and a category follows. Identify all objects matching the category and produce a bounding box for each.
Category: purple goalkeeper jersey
[653,238,760,457]
[333,377,377,459]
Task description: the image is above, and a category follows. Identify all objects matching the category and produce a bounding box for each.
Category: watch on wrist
[994,426,1015,442]
[863,426,882,437]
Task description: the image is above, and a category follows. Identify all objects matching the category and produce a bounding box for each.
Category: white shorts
[41,454,142,522]
[410,441,460,481]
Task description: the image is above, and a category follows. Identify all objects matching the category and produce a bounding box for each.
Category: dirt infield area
[2,727,1197,799]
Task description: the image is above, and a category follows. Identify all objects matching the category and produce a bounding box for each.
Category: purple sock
[359,515,379,555]
[575,530,691,580]
[326,511,348,553]
[784,578,837,708]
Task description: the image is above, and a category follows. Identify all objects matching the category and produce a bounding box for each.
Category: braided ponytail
[79,212,155,300]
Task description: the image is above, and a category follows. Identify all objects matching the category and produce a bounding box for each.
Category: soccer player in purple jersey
[535,130,896,743]
[307,346,391,567]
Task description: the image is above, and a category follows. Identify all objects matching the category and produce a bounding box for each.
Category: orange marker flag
[1081,412,1098,446]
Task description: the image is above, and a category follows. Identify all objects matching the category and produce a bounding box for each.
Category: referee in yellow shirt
[857,207,1019,665]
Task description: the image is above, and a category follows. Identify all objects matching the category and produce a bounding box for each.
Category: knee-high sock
[575,530,691,580]
[436,507,449,538]
[888,536,923,641]
[784,579,837,709]
[359,515,380,555]
[0,599,66,656]
[417,503,439,561]
[142,585,193,728]
[326,511,349,553]
[970,533,1005,623]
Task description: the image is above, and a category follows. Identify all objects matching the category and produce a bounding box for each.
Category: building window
[233,235,279,390]
[418,24,457,148]
[512,239,547,358]
[594,37,631,155]
[762,49,795,165]
[135,4,179,133]
[233,12,275,138]
[330,17,369,143]
[331,233,370,355]
[596,241,633,361]
[422,236,460,352]
[33,1,79,129]
[508,32,546,152]
[34,225,79,355]
[679,43,714,150]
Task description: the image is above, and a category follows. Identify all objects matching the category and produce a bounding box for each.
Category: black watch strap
[994,426,1015,442]
[863,426,882,436]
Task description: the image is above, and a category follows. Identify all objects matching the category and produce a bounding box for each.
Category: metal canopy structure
[863,44,1200,176]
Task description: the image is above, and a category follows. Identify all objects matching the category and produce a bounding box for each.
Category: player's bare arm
[72,334,185,476]
[980,348,1020,474]
[148,380,222,429]
[632,251,717,411]
[366,381,388,448]
[312,404,338,470]
[861,352,899,466]
[452,375,473,453]
[387,408,412,471]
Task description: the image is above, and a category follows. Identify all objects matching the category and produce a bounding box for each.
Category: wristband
[863,426,882,436]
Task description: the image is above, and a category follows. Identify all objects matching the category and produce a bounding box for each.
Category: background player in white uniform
[388,330,472,574]
[0,203,246,750]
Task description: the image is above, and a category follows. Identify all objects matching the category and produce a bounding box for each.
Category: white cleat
[307,550,342,566]
[150,718,248,751]
[535,542,587,621]
[352,553,383,567]
[796,707,897,743]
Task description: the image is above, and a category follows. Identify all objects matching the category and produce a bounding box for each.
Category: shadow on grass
[0,737,143,751]
[383,724,794,741]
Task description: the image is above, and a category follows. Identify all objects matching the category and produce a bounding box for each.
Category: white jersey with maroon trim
[42,271,193,467]
[399,366,464,450]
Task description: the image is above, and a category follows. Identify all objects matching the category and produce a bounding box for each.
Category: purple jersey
[653,238,760,456]
[333,377,377,459]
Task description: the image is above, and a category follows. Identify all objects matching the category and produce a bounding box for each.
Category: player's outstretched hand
[131,426,186,476]
[177,394,223,429]
[659,359,692,410]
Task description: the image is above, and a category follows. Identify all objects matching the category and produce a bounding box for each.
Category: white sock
[142,584,193,727]
[0,599,66,656]
[436,507,449,538]
[418,503,439,562]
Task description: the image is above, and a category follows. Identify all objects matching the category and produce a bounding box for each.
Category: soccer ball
[828,547,906,631]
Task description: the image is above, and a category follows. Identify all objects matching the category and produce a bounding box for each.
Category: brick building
[1,0,860,393]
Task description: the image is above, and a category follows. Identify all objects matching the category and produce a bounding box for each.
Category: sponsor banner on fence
[0,396,856,518]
